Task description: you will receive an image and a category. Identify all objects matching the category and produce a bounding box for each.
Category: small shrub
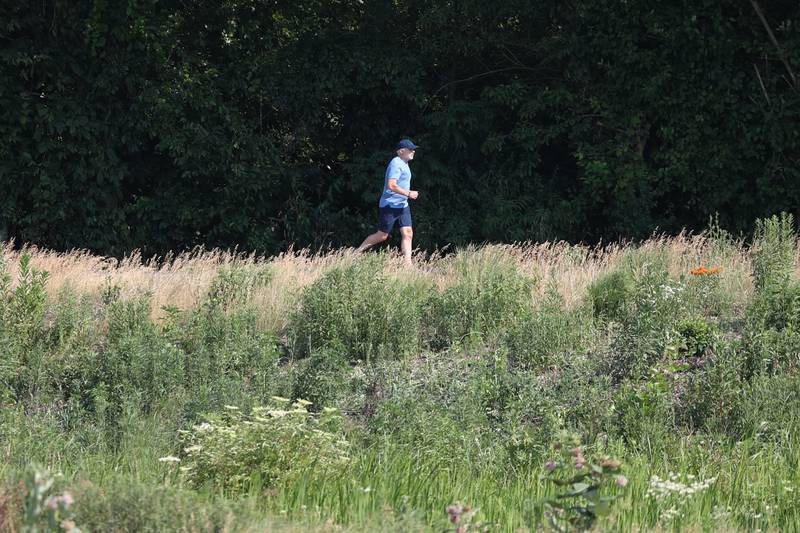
[1,254,49,403]
[365,354,501,467]
[677,342,746,433]
[288,255,428,361]
[667,317,718,360]
[72,478,267,532]
[600,263,688,381]
[746,213,800,334]
[178,400,349,495]
[497,375,563,469]
[96,294,185,418]
[175,304,282,413]
[426,248,534,350]
[747,283,800,332]
[45,287,100,357]
[743,327,800,376]
[683,266,730,319]
[615,365,679,448]
[3,254,49,350]
[547,365,616,440]
[161,267,283,414]
[586,270,634,322]
[204,265,273,314]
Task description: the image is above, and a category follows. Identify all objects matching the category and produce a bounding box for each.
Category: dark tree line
[1,0,799,256]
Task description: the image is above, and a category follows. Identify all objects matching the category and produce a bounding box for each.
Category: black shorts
[377,205,412,233]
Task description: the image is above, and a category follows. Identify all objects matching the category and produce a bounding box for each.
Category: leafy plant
[540,433,627,532]
[1,253,50,403]
[292,348,351,410]
[21,465,80,533]
[204,265,273,314]
[667,317,718,360]
[616,366,677,447]
[601,269,687,381]
[751,213,796,293]
[178,399,349,495]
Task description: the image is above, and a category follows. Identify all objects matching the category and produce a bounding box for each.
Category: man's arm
[387,179,419,199]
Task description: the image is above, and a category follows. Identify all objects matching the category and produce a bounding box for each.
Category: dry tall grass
[1,231,757,331]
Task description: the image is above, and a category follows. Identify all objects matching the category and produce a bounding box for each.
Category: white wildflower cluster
[750,502,775,520]
[640,281,685,307]
[660,282,685,300]
[193,422,214,433]
[711,505,731,521]
[660,507,680,521]
[646,472,717,500]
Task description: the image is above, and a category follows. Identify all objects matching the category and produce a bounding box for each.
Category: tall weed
[600,252,687,381]
[751,213,795,292]
[1,254,49,403]
[505,283,593,370]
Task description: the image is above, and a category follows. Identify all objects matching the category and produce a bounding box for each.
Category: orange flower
[690,265,723,276]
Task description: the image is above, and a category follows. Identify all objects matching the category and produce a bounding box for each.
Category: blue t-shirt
[379,156,411,208]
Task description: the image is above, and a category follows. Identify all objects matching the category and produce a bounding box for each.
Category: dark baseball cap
[396,139,419,150]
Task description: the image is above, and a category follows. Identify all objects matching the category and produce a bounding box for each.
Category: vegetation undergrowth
[3,215,800,531]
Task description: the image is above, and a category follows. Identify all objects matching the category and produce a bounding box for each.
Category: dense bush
[667,316,718,360]
[288,255,429,361]
[741,214,800,378]
[0,253,49,404]
[365,354,504,467]
[677,342,747,434]
[425,249,535,350]
[164,267,283,414]
[600,262,687,381]
[615,365,680,449]
[5,264,284,434]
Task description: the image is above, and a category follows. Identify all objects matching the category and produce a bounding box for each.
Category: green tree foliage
[1,1,799,255]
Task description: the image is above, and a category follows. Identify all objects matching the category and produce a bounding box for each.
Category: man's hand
[408,190,419,200]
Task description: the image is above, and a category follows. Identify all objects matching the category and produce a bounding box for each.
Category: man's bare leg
[400,226,413,267]
[356,231,389,253]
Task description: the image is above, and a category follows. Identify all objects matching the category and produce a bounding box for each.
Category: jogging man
[356,139,419,267]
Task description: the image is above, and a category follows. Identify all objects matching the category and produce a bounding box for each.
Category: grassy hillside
[3,215,800,532]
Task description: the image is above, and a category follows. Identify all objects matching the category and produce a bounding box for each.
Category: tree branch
[750,0,797,89]
[753,63,771,105]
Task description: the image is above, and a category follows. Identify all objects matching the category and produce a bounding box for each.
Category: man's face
[400,148,416,161]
